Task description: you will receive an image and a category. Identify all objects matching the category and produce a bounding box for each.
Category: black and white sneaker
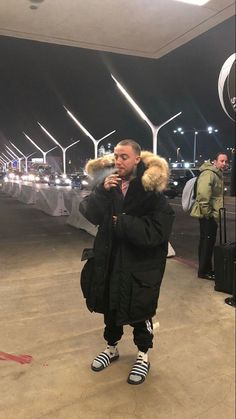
[91,346,119,372]
[127,352,150,385]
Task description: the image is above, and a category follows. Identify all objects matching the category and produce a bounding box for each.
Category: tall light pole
[5,145,24,172]
[37,122,80,174]
[64,106,116,159]
[5,147,23,172]
[23,132,57,164]
[10,141,36,172]
[173,126,219,163]
[1,153,13,168]
[0,157,7,170]
[111,74,182,155]
[176,147,181,162]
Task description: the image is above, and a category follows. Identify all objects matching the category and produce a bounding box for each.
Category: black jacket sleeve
[79,184,113,226]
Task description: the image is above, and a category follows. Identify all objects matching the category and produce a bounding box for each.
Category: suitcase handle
[219,207,227,244]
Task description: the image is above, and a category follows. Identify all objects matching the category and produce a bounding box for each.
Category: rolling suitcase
[214,208,236,294]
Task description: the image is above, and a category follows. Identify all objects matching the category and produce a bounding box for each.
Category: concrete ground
[0,190,235,419]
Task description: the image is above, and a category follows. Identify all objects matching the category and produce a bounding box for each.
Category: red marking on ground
[173,256,198,269]
[0,352,33,364]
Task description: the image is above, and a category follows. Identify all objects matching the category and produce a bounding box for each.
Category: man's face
[114,145,141,178]
[214,154,228,171]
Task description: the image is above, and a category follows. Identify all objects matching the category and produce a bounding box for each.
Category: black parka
[80,155,175,326]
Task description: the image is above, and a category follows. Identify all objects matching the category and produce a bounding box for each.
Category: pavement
[0,189,235,419]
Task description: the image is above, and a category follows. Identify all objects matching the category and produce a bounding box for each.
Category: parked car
[170,168,200,196]
[70,173,90,190]
[164,177,179,199]
[48,173,72,186]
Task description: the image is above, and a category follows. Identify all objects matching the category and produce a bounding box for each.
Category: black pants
[198,217,218,275]
[103,310,153,353]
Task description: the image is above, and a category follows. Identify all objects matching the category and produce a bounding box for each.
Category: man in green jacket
[191,152,228,280]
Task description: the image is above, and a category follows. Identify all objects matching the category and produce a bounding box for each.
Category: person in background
[79,139,174,385]
[191,152,228,280]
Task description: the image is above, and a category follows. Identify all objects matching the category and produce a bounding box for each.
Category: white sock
[137,351,148,363]
[104,344,118,358]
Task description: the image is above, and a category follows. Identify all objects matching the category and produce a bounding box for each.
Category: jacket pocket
[130,269,162,320]
[80,248,94,299]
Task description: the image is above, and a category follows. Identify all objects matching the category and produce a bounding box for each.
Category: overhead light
[174,0,210,5]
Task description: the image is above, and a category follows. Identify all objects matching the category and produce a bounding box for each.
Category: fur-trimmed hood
[85,151,169,192]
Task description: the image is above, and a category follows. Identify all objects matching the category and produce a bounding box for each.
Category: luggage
[214,208,236,294]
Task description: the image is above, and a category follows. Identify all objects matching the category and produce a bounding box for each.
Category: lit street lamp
[111,74,182,155]
[1,153,13,168]
[10,141,36,172]
[64,106,116,159]
[38,122,80,174]
[5,145,24,172]
[23,132,58,165]
[173,126,218,163]
[0,156,7,170]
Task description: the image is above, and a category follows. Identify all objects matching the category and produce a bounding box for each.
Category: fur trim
[85,151,169,192]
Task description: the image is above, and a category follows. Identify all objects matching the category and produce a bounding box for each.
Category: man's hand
[104,174,121,191]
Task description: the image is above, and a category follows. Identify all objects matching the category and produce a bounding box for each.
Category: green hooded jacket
[190,160,224,219]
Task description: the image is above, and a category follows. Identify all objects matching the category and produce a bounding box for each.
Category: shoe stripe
[130,361,149,376]
[94,352,110,367]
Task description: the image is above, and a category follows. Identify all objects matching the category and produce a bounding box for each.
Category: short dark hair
[115,139,141,155]
[213,152,228,161]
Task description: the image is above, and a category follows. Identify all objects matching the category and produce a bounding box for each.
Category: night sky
[0,15,235,170]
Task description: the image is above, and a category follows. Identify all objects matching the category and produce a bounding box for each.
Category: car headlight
[55,179,60,184]
[35,176,40,181]
[82,180,88,186]
[173,181,178,186]
[28,174,35,181]
[65,178,71,184]
[44,176,49,182]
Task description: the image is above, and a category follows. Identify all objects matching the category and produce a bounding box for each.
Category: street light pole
[38,122,80,174]
[173,126,218,164]
[111,74,182,155]
[10,141,36,172]
[5,146,24,172]
[23,132,58,164]
[1,153,13,168]
[193,131,198,164]
[64,106,116,159]
[176,147,181,162]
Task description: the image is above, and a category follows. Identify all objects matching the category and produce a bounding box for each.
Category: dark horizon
[0,15,235,169]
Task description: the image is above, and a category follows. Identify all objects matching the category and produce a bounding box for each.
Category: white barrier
[11,182,21,199]
[62,189,78,214]
[2,181,13,195]
[67,194,98,236]
[18,184,37,204]
[35,187,70,216]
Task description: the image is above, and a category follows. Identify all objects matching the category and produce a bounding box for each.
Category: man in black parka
[79,139,175,385]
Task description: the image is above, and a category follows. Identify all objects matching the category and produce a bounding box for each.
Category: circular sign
[218,53,236,121]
